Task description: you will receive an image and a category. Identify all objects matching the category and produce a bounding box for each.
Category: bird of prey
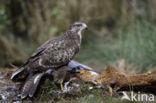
[11,22,88,99]
[18,60,99,99]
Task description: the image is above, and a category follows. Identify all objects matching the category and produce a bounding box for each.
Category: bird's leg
[63,78,77,93]
[107,85,113,97]
[61,83,64,91]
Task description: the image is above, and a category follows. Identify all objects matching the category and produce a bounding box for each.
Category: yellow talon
[61,83,64,91]
[108,85,113,97]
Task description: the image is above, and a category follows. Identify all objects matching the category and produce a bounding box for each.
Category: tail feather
[11,67,28,81]
[20,75,35,99]
[29,73,44,97]
[20,73,45,99]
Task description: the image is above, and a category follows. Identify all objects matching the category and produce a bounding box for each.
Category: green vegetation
[76,19,156,72]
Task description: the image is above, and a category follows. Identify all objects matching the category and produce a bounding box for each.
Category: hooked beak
[82,23,88,30]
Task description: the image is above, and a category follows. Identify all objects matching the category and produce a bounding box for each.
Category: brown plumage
[20,60,97,99]
[11,22,88,99]
[20,73,45,98]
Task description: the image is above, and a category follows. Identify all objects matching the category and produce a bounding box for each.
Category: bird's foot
[107,85,113,97]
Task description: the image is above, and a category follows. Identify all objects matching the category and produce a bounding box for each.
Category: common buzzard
[11,22,88,99]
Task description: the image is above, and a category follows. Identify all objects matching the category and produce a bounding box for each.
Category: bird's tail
[11,67,29,82]
[20,73,45,99]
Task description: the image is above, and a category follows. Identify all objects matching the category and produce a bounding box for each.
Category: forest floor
[0,67,156,103]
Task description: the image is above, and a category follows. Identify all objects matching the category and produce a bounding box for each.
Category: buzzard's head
[69,22,88,34]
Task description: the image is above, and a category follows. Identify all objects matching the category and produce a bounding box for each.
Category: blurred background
[0,0,155,73]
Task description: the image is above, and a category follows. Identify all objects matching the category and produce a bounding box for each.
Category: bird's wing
[38,46,73,68]
[68,60,97,72]
[28,37,77,70]
[22,38,55,67]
